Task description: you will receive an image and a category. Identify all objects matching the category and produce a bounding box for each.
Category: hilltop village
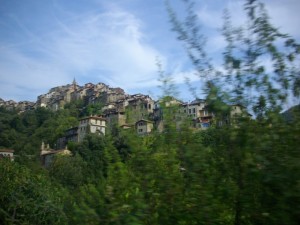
[0,79,250,148]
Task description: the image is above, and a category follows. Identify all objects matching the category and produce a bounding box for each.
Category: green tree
[0,160,67,225]
[221,0,300,111]
[48,154,86,189]
[167,0,300,113]
[166,0,300,224]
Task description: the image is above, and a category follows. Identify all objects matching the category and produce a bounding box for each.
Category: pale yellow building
[135,119,154,135]
[78,116,106,141]
[229,104,252,124]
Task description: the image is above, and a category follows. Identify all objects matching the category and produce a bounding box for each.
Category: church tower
[72,77,77,91]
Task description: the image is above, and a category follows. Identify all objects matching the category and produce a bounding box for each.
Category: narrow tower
[72,77,77,91]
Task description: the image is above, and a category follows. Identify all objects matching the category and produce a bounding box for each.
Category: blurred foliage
[0,159,67,225]
[0,0,299,224]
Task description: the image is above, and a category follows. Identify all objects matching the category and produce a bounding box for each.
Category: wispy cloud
[264,0,300,38]
[0,0,299,102]
[0,3,163,101]
[45,6,164,88]
[195,0,300,55]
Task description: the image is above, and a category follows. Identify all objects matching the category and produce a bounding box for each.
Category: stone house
[96,89,126,106]
[195,106,214,129]
[56,126,79,149]
[102,103,116,111]
[40,143,71,167]
[63,89,73,103]
[185,99,206,119]
[153,97,185,132]
[115,99,127,111]
[85,88,99,104]
[17,101,35,111]
[104,109,126,131]
[135,119,154,135]
[210,104,252,127]
[65,126,79,143]
[228,104,252,125]
[125,94,154,123]
[2,100,18,111]
[37,94,49,107]
[78,116,106,142]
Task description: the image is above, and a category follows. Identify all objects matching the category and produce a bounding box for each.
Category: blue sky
[0,0,299,102]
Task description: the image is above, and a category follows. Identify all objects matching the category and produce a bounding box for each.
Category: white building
[0,149,14,161]
[78,116,106,141]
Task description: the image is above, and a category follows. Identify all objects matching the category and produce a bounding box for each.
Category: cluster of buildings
[0,79,125,112]
[41,97,248,166]
[0,80,251,167]
[36,79,127,110]
[1,80,250,149]
[56,93,156,148]
[0,98,35,112]
[55,95,250,149]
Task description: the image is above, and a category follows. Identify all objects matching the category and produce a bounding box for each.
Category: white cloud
[194,0,246,59]
[195,0,300,55]
[263,0,300,39]
[1,0,299,102]
[0,5,164,101]
[49,8,162,86]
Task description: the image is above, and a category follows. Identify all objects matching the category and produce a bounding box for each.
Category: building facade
[0,149,14,161]
[40,143,71,167]
[135,119,154,135]
[78,116,106,142]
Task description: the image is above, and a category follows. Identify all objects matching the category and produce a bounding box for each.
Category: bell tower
[72,77,77,91]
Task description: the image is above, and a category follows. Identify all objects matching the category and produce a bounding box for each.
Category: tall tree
[166,0,300,224]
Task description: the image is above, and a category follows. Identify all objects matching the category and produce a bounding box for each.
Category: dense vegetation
[1,0,299,224]
[0,104,299,225]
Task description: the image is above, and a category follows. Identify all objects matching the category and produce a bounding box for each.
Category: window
[138,129,143,132]
[193,108,196,113]
[189,109,191,114]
